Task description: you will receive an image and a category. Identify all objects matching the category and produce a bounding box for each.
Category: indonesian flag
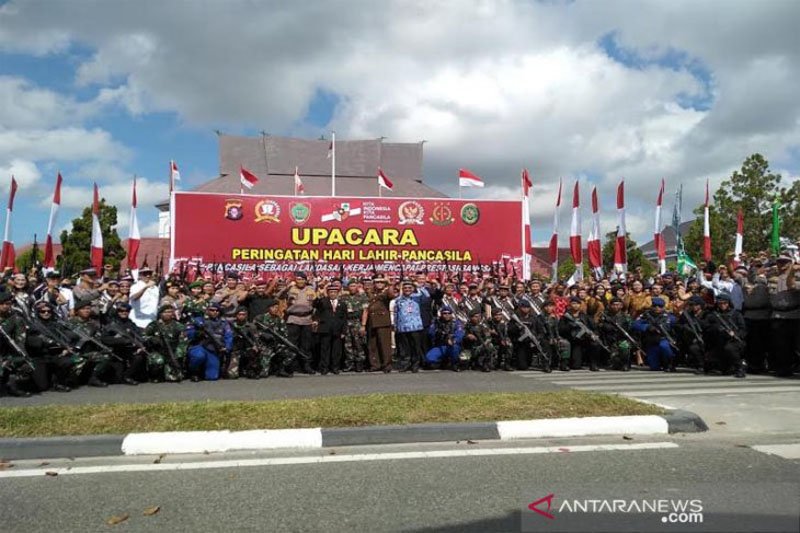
[43,172,62,269]
[169,160,180,193]
[549,179,562,284]
[377,167,394,190]
[128,179,140,272]
[568,181,583,283]
[703,179,712,261]
[587,186,603,278]
[733,209,743,268]
[458,168,484,188]
[90,183,103,274]
[1,177,18,271]
[327,140,333,159]
[294,166,305,195]
[655,179,666,274]
[240,166,259,189]
[613,179,627,273]
[521,168,533,280]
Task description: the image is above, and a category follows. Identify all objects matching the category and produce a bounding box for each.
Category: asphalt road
[1,434,798,533]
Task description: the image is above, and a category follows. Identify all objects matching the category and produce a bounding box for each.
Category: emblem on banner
[398,201,425,225]
[254,200,281,223]
[429,202,454,226]
[460,203,480,225]
[321,202,362,222]
[290,202,311,224]
[224,199,244,221]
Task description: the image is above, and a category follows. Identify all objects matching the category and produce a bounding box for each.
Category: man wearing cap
[212,272,248,320]
[73,268,104,316]
[676,295,708,370]
[363,276,395,372]
[143,304,187,382]
[537,299,571,371]
[508,299,540,370]
[312,283,348,374]
[458,282,483,321]
[100,302,147,385]
[26,301,86,392]
[633,297,678,371]
[487,306,513,371]
[254,298,294,377]
[768,255,800,376]
[278,272,317,374]
[485,283,515,321]
[704,293,746,377]
[425,305,465,369]
[183,281,209,320]
[340,280,368,372]
[0,290,34,396]
[33,271,71,319]
[68,299,112,387]
[129,268,160,328]
[461,308,494,372]
[599,297,634,371]
[186,303,233,381]
[559,296,602,371]
[227,306,254,379]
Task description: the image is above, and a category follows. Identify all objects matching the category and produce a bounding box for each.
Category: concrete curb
[0,411,706,460]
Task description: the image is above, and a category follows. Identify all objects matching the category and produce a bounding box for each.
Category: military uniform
[487,315,512,370]
[0,309,34,396]
[231,320,269,379]
[100,308,148,384]
[599,310,633,370]
[254,313,295,376]
[68,314,113,386]
[143,319,187,382]
[186,309,233,381]
[768,264,800,376]
[536,310,571,371]
[340,291,368,372]
[508,308,538,370]
[632,302,678,371]
[425,313,465,368]
[25,307,86,392]
[704,296,746,377]
[462,317,494,371]
[676,299,707,369]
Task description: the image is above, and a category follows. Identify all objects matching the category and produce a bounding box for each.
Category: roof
[639,220,695,255]
[120,237,170,272]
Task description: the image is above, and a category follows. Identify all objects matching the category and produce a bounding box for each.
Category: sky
[0,0,798,249]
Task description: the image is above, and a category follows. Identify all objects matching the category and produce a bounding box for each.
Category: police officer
[0,290,34,396]
[425,305,464,370]
[705,293,746,378]
[633,298,678,372]
[599,297,634,371]
[100,302,146,385]
[462,309,494,372]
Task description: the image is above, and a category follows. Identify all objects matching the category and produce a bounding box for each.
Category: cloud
[0,159,41,188]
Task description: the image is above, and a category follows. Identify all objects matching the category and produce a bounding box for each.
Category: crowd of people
[1,250,799,397]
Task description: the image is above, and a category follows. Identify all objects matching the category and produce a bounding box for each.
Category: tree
[58,199,126,276]
[556,258,591,282]
[601,231,655,277]
[15,247,43,273]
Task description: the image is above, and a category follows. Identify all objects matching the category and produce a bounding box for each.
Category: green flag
[771,200,781,255]
[677,249,697,277]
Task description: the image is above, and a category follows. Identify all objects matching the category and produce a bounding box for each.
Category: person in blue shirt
[425,305,465,369]
[632,298,678,371]
[186,303,233,381]
[393,280,425,372]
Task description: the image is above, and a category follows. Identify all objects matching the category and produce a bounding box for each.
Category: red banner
[171,192,523,276]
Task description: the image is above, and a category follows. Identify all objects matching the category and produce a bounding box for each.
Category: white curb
[121,428,323,455]
[496,415,669,440]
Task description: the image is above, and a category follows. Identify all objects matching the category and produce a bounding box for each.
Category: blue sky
[0,0,798,250]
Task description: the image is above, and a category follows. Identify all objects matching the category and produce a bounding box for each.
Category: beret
[688,295,705,305]
[115,302,132,311]
[716,293,732,303]
[74,299,93,310]
[0,291,12,304]
[651,297,666,307]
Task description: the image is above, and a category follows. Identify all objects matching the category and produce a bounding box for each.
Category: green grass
[0,391,664,438]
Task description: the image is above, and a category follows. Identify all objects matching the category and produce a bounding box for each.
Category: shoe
[559,362,569,371]
[276,369,293,378]
[399,366,410,373]
[53,383,71,392]
[383,366,392,373]
[6,383,31,397]
[320,370,329,376]
[589,364,599,372]
[123,378,139,386]
[543,365,552,374]
[453,366,462,372]
[88,377,108,388]
[190,375,201,382]
[734,369,746,378]
[304,366,316,375]
[503,365,514,371]
[481,367,491,373]
[354,367,364,373]
[332,370,340,375]
[411,367,419,373]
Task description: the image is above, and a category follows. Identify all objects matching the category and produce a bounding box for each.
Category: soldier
[507,299,538,370]
[100,302,147,385]
[768,255,799,377]
[559,296,603,371]
[462,309,494,372]
[0,290,34,396]
[186,303,233,381]
[537,299,571,371]
[73,268,104,317]
[182,281,209,322]
[632,298,678,372]
[254,298,294,377]
[340,280,368,372]
[741,272,771,374]
[676,295,707,370]
[25,301,86,392]
[363,276,394,372]
[704,293,747,377]
[487,307,513,371]
[425,305,464,370]
[68,299,112,387]
[229,306,265,379]
[143,304,187,382]
[599,297,634,371]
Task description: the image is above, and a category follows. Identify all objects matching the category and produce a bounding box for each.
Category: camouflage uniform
[0,312,34,395]
[463,320,495,371]
[143,320,187,382]
[182,297,209,322]
[340,292,368,371]
[68,315,112,383]
[487,316,513,370]
[232,321,271,378]
[254,313,295,375]
[598,311,633,370]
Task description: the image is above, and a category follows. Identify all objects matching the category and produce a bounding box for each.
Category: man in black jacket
[704,293,746,378]
[312,283,348,374]
[100,303,146,385]
[742,274,771,373]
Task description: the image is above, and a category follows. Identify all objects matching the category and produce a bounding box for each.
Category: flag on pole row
[549,179,562,284]
[587,186,603,279]
[733,209,743,268]
[378,167,394,190]
[613,180,627,274]
[128,179,140,276]
[521,168,532,280]
[703,179,712,261]
[458,168,484,188]
[169,160,180,193]
[239,166,259,190]
[677,248,698,276]
[771,199,781,255]
[294,166,305,195]
[568,181,583,284]
[655,178,666,274]
[43,172,62,270]
[90,183,103,274]
[1,177,18,271]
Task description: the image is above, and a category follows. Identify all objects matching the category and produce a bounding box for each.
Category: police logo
[429,202,454,226]
[460,203,480,226]
[398,201,424,225]
[254,200,281,223]
[224,199,244,221]
[290,202,311,224]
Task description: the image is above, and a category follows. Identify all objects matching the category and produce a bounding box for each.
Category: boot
[277,369,293,378]
[303,365,316,375]
[559,360,570,371]
[53,383,71,392]
[734,361,746,378]
[6,377,31,397]
[123,377,139,386]
[88,375,108,388]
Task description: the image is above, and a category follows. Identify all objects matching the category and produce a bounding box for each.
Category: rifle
[105,321,154,359]
[600,314,643,353]
[645,313,680,353]
[30,233,39,275]
[21,315,80,358]
[253,319,311,361]
[0,321,36,373]
[682,312,706,351]
[153,322,183,373]
[508,312,549,364]
[562,312,612,354]
[711,311,745,345]
[62,321,122,362]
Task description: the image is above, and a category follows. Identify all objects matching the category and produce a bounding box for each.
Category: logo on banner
[224,199,244,221]
[460,203,480,225]
[398,201,425,225]
[254,200,281,223]
[290,202,311,224]
[429,202,454,226]
[321,202,362,222]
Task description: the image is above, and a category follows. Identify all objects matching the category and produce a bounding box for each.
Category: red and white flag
[128,179,140,274]
[90,183,103,274]
[549,179,562,284]
[568,181,583,284]
[377,167,394,191]
[43,172,62,270]
[1,177,18,271]
[613,180,627,274]
[703,179,712,261]
[521,168,533,280]
[587,186,603,279]
[239,166,259,190]
[733,209,743,268]
[294,166,305,195]
[169,160,180,193]
[458,168,484,188]
[655,179,666,274]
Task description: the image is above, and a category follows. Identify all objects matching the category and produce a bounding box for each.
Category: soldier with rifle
[68,299,114,387]
[254,298,296,377]
[560,296,608,371]
[676,295,708,370]
[462,309,494,372]
[185,303,233,381]
[599,297,636,371]
[424,305,464,369]
[231,307,271,379]
[0,291,35,396]
[632,298,678,372]
[488,307,513,371]
[508,300,549,372]
[100,302,147,385]
[25,301,86,392]
[536,299,571,371]
[143,304,187,382]
[704,293,747,378]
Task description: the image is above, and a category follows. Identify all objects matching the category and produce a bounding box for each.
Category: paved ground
[1,434,798,532]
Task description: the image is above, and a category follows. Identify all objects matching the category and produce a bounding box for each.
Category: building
[639,220,695,263]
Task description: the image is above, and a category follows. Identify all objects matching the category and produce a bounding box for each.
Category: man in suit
[312,283,348,374]
[362,276,395,372]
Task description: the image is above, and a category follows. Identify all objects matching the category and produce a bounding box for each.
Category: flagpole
[331,131,336,197]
